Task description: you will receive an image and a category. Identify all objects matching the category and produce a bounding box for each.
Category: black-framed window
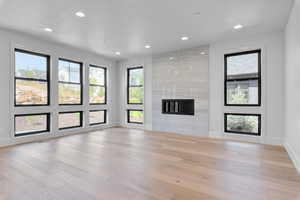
[14,113,50,137]
[89,110,106,125]
[224,113,261,136]
[127,67,144,104]
[14,49,50,106]
[224,50,261,106]
[58,59,83,105]
[127,109,143,124]
[58,111,82,130]
[89,65,107,104]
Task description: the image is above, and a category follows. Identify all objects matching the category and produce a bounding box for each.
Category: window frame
[224,49,261,107]
[58,111,83,130]
[127,66,144,105]
[58,58,83,106]
[89,65,107,105]
[14,113,50,137]
[224,113,261,136]
[89,110,107,126]
[127,109,144,124]
[14,49,51,107]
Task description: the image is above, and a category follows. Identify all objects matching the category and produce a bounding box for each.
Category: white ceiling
[0,0,293,59]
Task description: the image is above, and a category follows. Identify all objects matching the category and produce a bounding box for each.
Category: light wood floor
[0,128,299,200]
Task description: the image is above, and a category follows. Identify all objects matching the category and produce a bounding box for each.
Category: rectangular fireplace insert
[162,99,194,115]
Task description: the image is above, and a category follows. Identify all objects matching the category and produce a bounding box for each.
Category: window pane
[16,79,48,105]
[128,110,143,124]
[129,87,144,104]
[58,60,81,83]
[89,67,105,85]
[59,112,81,129]
[15,51,47,80]
[59,83,81,104]
[89,111,106,125]
[226,114,260,135]
[129,68,144,86]
[227,52,259,77]
[69,63,80,83]
[15,114,48,136]
[226,79,258,105]
[89,86,105,104]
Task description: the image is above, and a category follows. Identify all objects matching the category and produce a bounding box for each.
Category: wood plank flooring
[0,127,299,200]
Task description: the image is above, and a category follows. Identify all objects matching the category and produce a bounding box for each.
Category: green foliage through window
[89,66,106,104]
[128,110,143,124]
[128,67,144,104]
[226,114,260,135]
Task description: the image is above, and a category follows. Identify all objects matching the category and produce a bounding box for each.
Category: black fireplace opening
[162,99,194,115]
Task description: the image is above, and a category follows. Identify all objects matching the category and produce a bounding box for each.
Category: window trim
[58,58,83,106]
[14,113,50,137]
[58,111,83,130]
[14,48,51,107]
[127,66,144,105]
[89,65,107,105]
[89,110,107,126]
[224,49,261,107]
[224,113,261,136]
[127,109,144,124]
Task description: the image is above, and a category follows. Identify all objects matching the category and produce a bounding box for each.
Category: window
[224,50,261,106]
[59,111,82,130]
[224,113,261,136]
[89,110,106,125]
[89,65,106,104]
[15,49,50,106]
[58,59,82,105]
[15,113,50,137]
[127,67,144,104]
[127,110,143,124]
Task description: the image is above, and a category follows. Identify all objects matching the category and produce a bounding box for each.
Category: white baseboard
[213,132,283,146]
[0,123,119,148]
[264,137,283,146]
[209,131,223,139]
[284,142,300,175]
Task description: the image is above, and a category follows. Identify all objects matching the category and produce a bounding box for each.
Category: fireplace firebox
[162,99,194,115]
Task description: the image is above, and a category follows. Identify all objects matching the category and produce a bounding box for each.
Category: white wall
[152,47,209,136]
[0,28,118,147]
[0,24,288,150]
[209,31,285,145]
[117,47,209,136]
[284,0,300,173]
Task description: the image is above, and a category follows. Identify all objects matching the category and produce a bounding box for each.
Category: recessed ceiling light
[169,57,174,60]
[145,45,151,49]
[201,52,206,55]
[181,36,189,41]
[44,28,53,32]
[75,11,85,18]
[193,11,201,16]
[234,24,243,29]
[115,52,121,55]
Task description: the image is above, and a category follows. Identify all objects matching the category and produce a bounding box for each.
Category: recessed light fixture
[169,57,174,60]
[145,45,151,49]
[201,52,206,55]
[115,52,121,55]
[193,11,201,16]
[181,36,189,41]
[44,28,53,32]
[75,11,85,18]
[234,24,243,29]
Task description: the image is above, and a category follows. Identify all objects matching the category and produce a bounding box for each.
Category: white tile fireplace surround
[152,47,209,136]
